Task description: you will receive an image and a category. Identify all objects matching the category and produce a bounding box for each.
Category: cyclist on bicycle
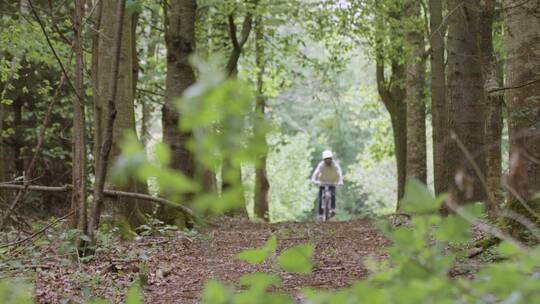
[311,150,344,220]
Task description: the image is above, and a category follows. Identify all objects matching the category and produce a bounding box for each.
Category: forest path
[35,217,390,303]
[143,217,389,303]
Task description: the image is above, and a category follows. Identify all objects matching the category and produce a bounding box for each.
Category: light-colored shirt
[311,160,344,185]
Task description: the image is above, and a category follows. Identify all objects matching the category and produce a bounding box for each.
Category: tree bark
[91,0,103,171]
[0,99,5,200]
[221,3,258,214]
[163,0,197,177]
[376,59,407,203]
[92,0,147,230]
[478,0,503,220]
[429,0,448,196]
[253,14,269,221]
[140,9,159,148]
[502,1,540,240]
[158,0,198,225]
[88,0,127,241]
[71,0,88,236]
[444,0,486,209]
[163,0,197,178]
[404,2,427,195]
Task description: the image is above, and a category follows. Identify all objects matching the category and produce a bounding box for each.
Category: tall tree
[89,0,128,239]
[376,58,407,202]
[92,0,148,229]
[158,0,197,224]
[429,0,447,196]
[478,0,503,220]
[221,0,259,211]
[253,14,269,221]
[444,0,486,207]
[502,1,540,239]
[71,0,87,237]
[370,3,408,203]
[162,0,197,181]
[404,1,427,198]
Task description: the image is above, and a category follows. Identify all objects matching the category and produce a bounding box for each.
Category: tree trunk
[0,88,7,205]
[478,0,503,220]
[221,8,258,214]
[158,0,197,225]
[140,10,159,148]
[404,2,427,194]
[393,103,407,203]
[376,59,407,203]
[253,15,269,221]
[71,0,88,236]
[91,0,103,171]
[92,0,147,229]
[445,0,486,208]
[163,0,196,178]
[502,1,540,240]
[13,97,24,176]
[88,0,127,241]
[429,0,447,196]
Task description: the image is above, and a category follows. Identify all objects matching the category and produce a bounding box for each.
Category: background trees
[502,0,540,239]
[0,0,538,242]
[3,0,540,302]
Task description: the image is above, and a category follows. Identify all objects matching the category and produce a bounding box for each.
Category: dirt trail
[34,217,390,303]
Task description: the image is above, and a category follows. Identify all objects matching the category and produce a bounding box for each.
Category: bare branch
[0,211,74,249]
[27,0,81,100]
[488,77,540,93]
[0,184,197,219]
[228,14,241,50]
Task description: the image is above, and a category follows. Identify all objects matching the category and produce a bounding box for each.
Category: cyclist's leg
[318,187,323,216]
[330,186,336,210]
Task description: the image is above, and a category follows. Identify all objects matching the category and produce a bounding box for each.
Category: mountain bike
[319,183,337,222]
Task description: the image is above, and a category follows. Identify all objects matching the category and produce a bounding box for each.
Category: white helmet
[322,150,333,159]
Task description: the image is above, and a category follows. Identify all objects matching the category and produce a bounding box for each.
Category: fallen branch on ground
[468,236,502,258]
[0,211,74,249]
[0,184,197,220]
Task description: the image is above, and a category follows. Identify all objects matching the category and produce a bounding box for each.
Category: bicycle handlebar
[312,181,343,186]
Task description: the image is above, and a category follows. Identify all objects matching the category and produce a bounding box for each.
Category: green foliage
[202,279,234,304]
[0,279,32,304]
[239,272,281,291]
[401,179,445,213]
[125,283,142,304]
[126,0,143,14]
[347,158,397,215]
[238,236,314,272]
[113,57,270,215]
[277,244,314,274]
[237,235,277,264]
[136,217,178,237]
[243,132,317,221]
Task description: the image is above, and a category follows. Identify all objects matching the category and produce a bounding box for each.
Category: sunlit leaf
[237,248,268,265]
[126,283,141,304]
[402,179,440,213]
[202,280,231,304]
[239,273,282,290]
[278,244,314,274]
[237,235,277,265]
